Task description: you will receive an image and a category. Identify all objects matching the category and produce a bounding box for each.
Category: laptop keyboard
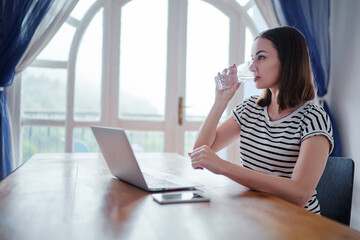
[143,173,180,187]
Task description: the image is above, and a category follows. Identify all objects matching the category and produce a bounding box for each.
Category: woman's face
[250,38,281,91]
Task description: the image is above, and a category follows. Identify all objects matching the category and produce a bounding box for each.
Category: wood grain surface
[0,153,359,240]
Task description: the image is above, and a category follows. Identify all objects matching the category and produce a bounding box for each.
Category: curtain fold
[0,92,10,178]
[8,0,78,170]
[0,0,54,179]
[16,0,79,73]
[271,0,341,156]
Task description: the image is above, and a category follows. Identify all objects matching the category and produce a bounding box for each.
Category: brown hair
[255,26,315,112]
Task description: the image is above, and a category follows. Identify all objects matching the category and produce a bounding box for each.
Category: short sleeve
[232,96,255,127]
[301,105,334,154]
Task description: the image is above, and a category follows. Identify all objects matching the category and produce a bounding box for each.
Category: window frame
[8,0,265,166]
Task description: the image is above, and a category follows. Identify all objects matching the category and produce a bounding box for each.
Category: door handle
[178,97,192,125]
[178,97,184,125]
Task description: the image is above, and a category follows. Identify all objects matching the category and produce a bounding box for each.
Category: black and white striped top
[232,96,334,214]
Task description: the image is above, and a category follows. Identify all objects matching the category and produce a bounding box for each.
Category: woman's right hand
[215,64,241,104]
[193,65,240,150]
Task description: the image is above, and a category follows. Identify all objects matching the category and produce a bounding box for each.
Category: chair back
[316,157,354,226]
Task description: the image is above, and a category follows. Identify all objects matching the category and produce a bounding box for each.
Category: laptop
[91,126,199,192]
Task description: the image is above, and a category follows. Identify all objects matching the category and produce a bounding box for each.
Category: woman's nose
[248,59,255,72]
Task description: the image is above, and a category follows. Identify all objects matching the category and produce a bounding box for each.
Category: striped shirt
[232,96,334,214]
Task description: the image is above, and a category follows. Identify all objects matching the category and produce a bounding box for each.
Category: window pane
[186,0,229,121]
[236,0,250,6]
[243,27,261,99]
[126,131,164,152]
[184,131,197,156]
[37,23,75,61]
[247,5,268,32]
[22,126,65,162]
[74,9,103,121]
[119,0,167,120]
[73,128,99,152]
[22,67,66,120]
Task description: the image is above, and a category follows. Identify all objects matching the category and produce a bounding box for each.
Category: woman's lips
[254,76,260,81]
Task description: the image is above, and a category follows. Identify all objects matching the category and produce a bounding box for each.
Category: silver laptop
[91,126,198,192]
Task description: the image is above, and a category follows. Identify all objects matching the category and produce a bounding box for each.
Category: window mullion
[164,0,188,153]
[229,14,246,113]
[66,1,106,152]
[227,14,245,164]
[102,1,120,126]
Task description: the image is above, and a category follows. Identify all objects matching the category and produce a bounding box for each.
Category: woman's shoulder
[233,95,261,116]
[232,95,262,125]
[240,95,261,108]
[299,101,332,130]
[301,101,329,118]
[299,101,334,153]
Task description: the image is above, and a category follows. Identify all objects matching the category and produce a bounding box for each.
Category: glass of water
[214,61,254,90]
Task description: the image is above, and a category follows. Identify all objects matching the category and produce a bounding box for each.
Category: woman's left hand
[188,145,225,174]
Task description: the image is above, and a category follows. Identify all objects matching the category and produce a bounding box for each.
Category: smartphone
[152,191,210,204]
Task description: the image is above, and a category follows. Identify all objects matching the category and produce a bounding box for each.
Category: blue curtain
[271,0,342,157]
[0,0,54,179]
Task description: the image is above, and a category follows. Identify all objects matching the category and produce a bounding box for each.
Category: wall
[329,0,360,230]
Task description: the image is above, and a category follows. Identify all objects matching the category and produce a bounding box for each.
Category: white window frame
[8,0,264,167]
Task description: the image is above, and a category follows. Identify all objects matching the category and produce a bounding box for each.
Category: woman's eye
[258,55,265,60]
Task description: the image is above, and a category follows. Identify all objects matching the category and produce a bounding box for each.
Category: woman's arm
[190,135,330,207]
[193,79,241,151]
[193,105,241,152]
[193,99,228,150]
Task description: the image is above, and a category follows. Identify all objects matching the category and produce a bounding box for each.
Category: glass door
[17,0,265,165]
[117,0,168,152]
[183,0,231,155]
[117,0,233,156]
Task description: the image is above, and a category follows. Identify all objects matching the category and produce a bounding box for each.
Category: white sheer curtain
[16,0,79,73]
[254,0,279,28]
[8,0,79,168]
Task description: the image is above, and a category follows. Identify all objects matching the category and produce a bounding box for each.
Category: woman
[188,26,333,214]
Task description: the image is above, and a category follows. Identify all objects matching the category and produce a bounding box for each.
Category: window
[17,0,267,163]
[119,0,168,121]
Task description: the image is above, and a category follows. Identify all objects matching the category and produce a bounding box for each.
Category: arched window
[18,0,268,164]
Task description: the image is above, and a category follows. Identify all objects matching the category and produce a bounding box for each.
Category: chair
[73,139,90,153]
[316,157,355,226]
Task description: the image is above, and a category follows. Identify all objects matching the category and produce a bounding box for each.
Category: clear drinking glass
[214,61,254,90]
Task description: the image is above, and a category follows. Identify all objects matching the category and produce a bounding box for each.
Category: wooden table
[0,153,359,240]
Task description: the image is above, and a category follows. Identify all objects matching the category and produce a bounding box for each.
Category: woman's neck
[267,94,298,121]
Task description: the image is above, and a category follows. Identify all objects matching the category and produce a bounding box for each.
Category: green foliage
[21,69,165,162]
[119,90,162,118]
[126,131,164,152]
[22,70,66,112]
[22,126,65,162]
[22,140,37,162]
